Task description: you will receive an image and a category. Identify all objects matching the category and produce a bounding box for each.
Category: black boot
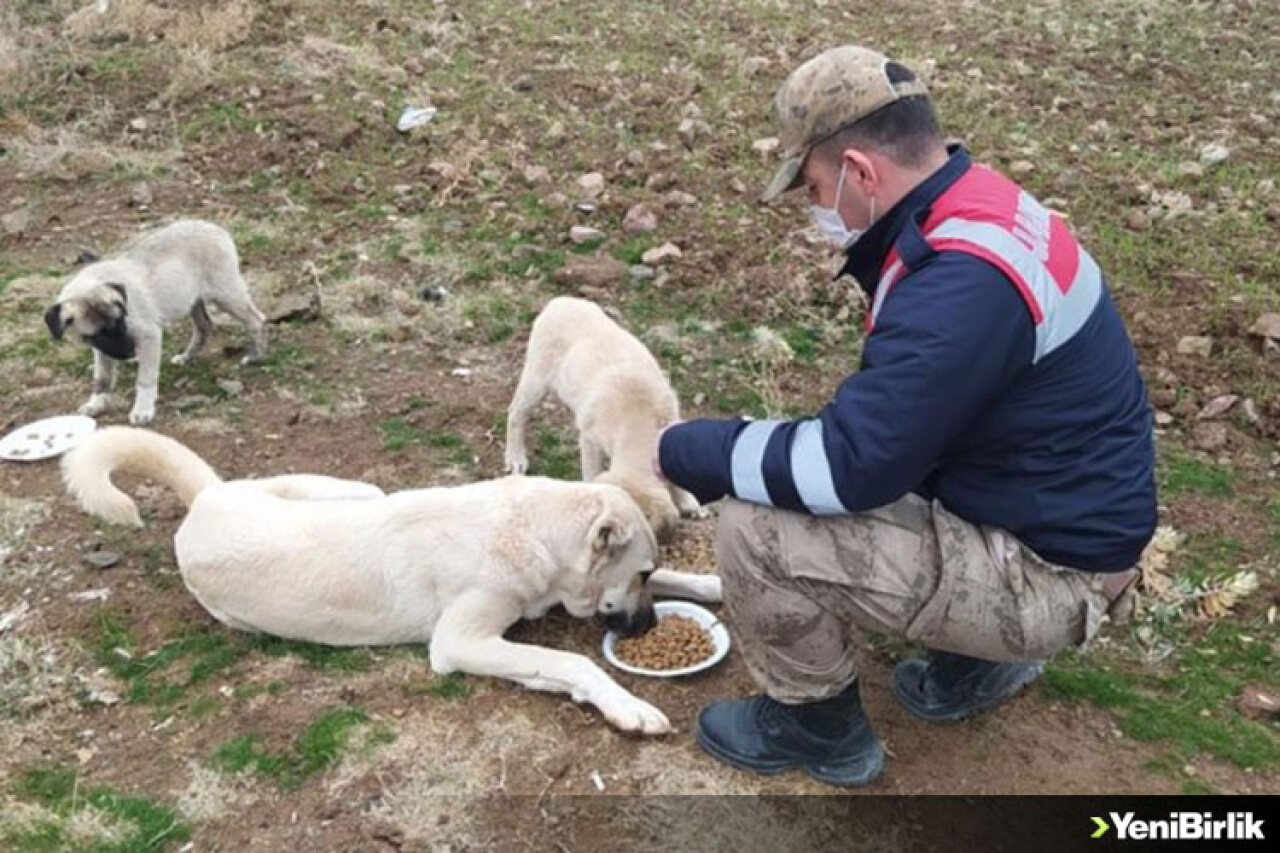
[695,681,884,787]
[892,650,1042,723]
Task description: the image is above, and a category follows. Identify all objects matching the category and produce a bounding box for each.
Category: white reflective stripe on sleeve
[925,219,1102,363]
[789,420,848,515]
[729,419,784,506]
[869,259,905,329]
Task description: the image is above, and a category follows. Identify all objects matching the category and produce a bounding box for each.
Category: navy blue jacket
[659,148,1157,572]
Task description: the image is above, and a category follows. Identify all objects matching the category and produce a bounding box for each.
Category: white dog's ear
[588,511,634,555]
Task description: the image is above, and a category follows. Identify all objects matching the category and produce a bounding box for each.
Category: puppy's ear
[105,283,127,306]
[44,305,65,340]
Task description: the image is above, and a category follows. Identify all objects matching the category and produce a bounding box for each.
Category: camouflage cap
[761,46,930,203]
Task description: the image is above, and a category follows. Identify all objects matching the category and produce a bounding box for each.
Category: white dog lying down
[505,297,703,541]
[62,427,722,734]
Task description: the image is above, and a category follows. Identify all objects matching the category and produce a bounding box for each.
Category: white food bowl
[0,415,97,463]
[602,600,730,678]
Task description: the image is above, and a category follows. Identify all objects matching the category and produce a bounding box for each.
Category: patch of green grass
[92,616,246,706]
[1043,621,1280,769]
[781,324,822,364]
[259,341,308,375]
[424,672,474,701]
[378,416,430,454]
[4,764,190,853]
[211,706,386,790]
[614,238,654,265]
[248,635,373,672]
[526,428,578,479]
[1160,453,1235,497]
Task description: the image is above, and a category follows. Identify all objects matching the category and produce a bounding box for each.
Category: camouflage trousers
[715,496,1136,704]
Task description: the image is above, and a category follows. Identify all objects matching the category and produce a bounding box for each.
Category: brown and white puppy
[44,220,268,424]
[62,427,722,734]
[504,297,705,541]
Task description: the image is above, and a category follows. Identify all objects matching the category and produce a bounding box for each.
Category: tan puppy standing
[44,220,268,425]
[62,427,721,733]
[504,297,704,541]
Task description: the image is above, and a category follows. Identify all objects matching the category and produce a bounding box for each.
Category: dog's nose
[604,602,656,638]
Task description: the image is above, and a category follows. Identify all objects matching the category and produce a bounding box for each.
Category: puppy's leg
[171,299,213,366]
[128,327,162,425]
[430,593,671,735]
[579,436,607,481]
[647,568,722,603]
[504,360,550,475]
[79,350,117,417]
[670,484,710,519]
[212,284,268,365]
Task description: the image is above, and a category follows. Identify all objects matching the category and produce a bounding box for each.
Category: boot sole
[695,730,885,788]
[893,665,1043,724]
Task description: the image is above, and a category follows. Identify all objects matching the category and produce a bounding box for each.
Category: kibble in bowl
[602,601,729,677]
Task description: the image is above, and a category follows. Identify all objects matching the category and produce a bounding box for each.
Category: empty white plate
[0,415,97,462]
[602,600,730,678]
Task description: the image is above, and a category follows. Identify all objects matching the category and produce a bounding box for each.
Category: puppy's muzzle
[603,601,657,638]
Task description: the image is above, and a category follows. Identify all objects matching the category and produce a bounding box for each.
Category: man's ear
[44,304,65,339]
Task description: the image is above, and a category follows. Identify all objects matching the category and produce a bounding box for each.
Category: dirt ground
[1,1,1277,850]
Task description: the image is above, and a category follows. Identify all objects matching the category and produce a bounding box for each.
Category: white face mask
[809,162,875,250]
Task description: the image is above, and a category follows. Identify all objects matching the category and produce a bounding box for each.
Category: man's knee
[715,499,771,583]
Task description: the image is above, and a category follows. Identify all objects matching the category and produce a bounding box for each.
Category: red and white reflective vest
[868,165,1103,364]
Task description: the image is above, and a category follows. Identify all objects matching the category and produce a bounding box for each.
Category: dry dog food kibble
[614,615,714,671]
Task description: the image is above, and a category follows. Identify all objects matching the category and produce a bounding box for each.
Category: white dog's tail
[61,427,221,527]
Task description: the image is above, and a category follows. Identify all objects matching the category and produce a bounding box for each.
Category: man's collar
[837,144,972,292]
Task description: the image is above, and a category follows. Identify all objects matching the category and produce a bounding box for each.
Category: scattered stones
[419,285,450,303]
[129,182,152,208]
[552,255,628,289]
[1177,161,1205,178]
[1124,209,1150,231]
[511,75,534,92]
[1191,421,1228,451]
[217,380,244,398]
[265,290,321,324]
[629,264,656,282]
[1,208,31,237]
[1176,335,1213,357]
[641,242,682,266]
[625,149,645,167]
[171,395,212,412]
[1148,387,1177,408]
[644,172,676,192]
[1247,313,1280,341]
[752,137,780,155]
[663,190,698,207]
[740,56,771,77]
[1242,398,1261,426]
[523,165,550,185]
[1154,411,1174,426]
[569,225,605,245]
[577,172,605,198]
[729,176,749,195]
[573,201,597,215]
[1197,394,1238,420]
[623,203,658,234]
[128,117,148,132]
[1199,142,1230,166]
[1010,160,1035,175]
[1240,684,1280,720]
[82,550,121,570]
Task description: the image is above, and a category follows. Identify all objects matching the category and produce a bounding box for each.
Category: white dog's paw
[128,406,155,425]
[598,691,672,735]
[79,397,108,417]
[504,452,529,476]
[170,353,189,366]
